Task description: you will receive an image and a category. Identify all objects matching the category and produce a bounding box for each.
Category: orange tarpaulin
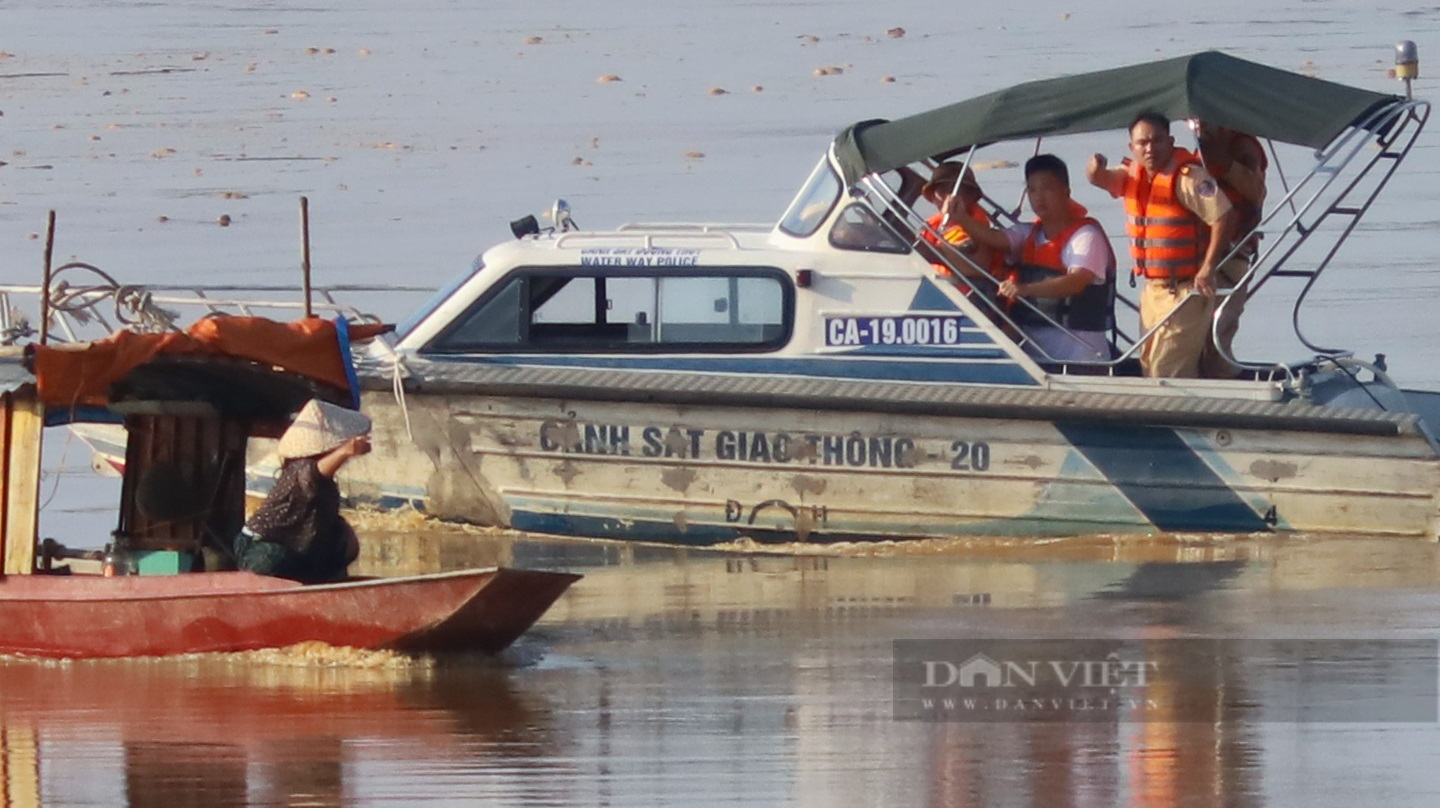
[30,317,391,407]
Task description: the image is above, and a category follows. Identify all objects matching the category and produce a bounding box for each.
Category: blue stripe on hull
[1055,423,1272,532]
[508,510,1164,546]
[909,277,962,312]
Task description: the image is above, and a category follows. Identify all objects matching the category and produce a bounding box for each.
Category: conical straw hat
[276,399,372,459]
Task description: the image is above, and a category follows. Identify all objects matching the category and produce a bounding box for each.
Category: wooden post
[39,211,56,346]
[1,392,44,575]
[300,196,313,318]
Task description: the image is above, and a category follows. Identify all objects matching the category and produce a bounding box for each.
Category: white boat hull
[333,376,1440,544]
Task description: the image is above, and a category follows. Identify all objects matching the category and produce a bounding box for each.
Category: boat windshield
[396,257,484,339]
[776,158,842,238]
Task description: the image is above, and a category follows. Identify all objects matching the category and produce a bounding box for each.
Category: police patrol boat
[44,48,1440,545]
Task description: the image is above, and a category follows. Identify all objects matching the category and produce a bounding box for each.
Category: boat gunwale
[368,360,1421,438]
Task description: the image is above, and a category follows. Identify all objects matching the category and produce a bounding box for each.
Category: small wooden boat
[0,567,578,658]
[0,309,579,659]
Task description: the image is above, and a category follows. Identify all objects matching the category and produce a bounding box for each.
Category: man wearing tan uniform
[1195,120,1268,378]
[1087,113,1235,378]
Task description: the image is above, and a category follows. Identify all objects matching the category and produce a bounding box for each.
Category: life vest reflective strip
[1217,133,1267,244]
[923,207,1008,289]
[1013,216,1115,333]
[1123,147,1207,279]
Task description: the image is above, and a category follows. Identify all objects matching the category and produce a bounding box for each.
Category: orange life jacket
[1123,147,1207,279]
[1014,210,1115,332]
[923,206,1008,291]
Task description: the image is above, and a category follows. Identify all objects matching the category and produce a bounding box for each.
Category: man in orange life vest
[944,154,1115,363]
[919,162,1006,303]
[1194,119,1268,378]
[1087,112,1236,378]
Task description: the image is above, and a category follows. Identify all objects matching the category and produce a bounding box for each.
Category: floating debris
[150,147,176,158]
[291,90,311,100]
[707,87,729,96]
[263,29,279,35]
[886,27,906,38]
[814,65,844,77]
[684,150,705,159]
[191,52,209,61]
[218,191,248,199]
[596,74,622,84]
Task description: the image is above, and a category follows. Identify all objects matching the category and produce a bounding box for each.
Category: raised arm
[941,198,1011,253]
[1086,153,1126,197]
[316,435,372,478]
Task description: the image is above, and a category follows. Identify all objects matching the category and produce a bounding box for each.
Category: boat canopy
[832,51,1401,184]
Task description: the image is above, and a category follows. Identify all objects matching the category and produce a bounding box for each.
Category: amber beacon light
[1395,40,1418,98]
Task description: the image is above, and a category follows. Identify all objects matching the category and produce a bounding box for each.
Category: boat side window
[424,268,792,354]
[777,160,843,238]
[395,258,483,339]
[431,276,525,346]
[828,204,910,254]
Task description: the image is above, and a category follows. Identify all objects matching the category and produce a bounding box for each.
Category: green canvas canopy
[833,51,1401,185]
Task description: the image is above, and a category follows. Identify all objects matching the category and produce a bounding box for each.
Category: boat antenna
[39,210,56,345]
[1395,41,1418,100]
[300,195,314,318]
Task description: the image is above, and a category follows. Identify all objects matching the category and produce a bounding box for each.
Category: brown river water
[4,0,1440,805]
[6,527,1440,805]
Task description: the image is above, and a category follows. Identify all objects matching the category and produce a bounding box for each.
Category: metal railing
[845,95,1431,386]
[0,262,430,347]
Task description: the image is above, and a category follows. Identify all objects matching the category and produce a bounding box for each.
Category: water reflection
[5,529,1440,805]
[0,655,556,806]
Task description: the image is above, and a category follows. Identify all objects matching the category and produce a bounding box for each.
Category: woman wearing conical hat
[234,399,372,583]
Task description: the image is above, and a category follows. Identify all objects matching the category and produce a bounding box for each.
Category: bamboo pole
[300,196,313,318]
[39,211,56,345]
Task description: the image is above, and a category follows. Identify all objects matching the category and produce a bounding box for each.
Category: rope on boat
[46,262,179,334]
[391,355,414,442]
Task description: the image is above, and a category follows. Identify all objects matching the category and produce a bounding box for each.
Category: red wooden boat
[0,567,579,659]
[1,297,579,659]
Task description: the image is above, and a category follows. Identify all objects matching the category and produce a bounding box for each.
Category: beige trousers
[1198,255,1251,379]
[1139,277,1214,378]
